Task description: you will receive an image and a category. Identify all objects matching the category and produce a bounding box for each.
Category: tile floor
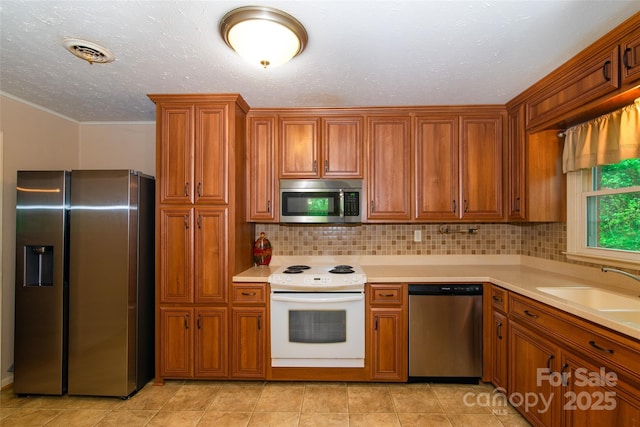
[0,380,531,426]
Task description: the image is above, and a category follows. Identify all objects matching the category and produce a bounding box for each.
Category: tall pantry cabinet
[148,94,255,383]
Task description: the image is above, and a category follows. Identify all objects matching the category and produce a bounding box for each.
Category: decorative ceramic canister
[253,231,272,266]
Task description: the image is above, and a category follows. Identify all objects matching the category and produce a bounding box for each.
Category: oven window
[289,310,346,343]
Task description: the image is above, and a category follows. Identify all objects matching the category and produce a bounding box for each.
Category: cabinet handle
[623,47,632,70]
[452,200,457,213]
[184,214,189,229]
[257,315,262,330]
[241,291,257,296]
[374,316,378,330]
[324,160,328,173]
[370,201,374,213]
[313,160,317,173]
[464,199,469,213]
[546,354,555,373]
[197,182,202,198]
[515,197,520,212]
[197,314,201,329]
[561,363,569,386]
[196,215,201,229]
[602,60,611,81]
[496,321,503,340]
[184,314,189,329]
[524,310,539,319]
[267,200,271,213]
[184,182,189,197]
[492,296,503,303]
[589,340,614,354]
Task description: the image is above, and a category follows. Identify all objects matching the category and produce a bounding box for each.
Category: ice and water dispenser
[23,245,54,286]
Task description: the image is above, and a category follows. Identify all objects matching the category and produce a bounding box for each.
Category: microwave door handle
[339,190,344,218]
[270,294,364,303]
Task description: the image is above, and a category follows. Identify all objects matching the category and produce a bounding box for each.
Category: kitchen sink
[536,287,640,311]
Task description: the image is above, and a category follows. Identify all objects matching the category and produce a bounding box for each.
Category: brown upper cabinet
[367,115,412,221]
[279,115,364,179]
[157,103,229,204]
[525,13,640,131]
[415,111,505,221]
[247,115,278,222]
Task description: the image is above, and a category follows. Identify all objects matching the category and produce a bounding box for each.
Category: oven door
[270,291,365,367]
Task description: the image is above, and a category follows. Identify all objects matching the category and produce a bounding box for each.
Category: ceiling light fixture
[219,6,307,69]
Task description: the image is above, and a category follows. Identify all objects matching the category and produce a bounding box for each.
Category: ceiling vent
[62,38,115,64]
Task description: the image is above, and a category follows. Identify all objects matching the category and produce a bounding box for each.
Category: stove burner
[329,265,355,274]
[283,269,304,274]
[287,265,311,270]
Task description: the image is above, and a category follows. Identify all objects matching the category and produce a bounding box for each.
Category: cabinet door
[248,116,277,221]
[562,351,640,426]
[194,308,228,378]
[159,105,194,204]
[370,308,406,381]
[160,307,193,378]
[414,115,459,220]
[621,32,640,84]
[195,105,228,204]
[367,116,412,221]
[279,117,320,178]
[159,208,193,303]
[194,208,228,303]
[460,115,504,220]
[507,105,526,220]
[322,117,364,178]
[491,310,508,391]
[231,307,266,378]
[508,321,561,427]
[526,46,619,129]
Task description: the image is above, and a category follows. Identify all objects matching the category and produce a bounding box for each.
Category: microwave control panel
[344,192,360,216]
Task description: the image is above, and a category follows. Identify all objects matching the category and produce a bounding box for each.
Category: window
[566,158,640,267]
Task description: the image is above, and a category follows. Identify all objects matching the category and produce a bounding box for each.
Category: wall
[79,122,155,177]
[0,94,155,387]
[256,222,568,261]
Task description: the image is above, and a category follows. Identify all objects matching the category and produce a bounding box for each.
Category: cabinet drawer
[509,293,640,383]
[369,284,404,305]
[490,286,508,313]
[232,283,266,304]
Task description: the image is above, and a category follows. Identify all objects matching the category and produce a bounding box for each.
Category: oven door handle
[271,294,364,303]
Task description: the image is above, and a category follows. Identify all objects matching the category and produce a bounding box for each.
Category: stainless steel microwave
[279,179,363,224]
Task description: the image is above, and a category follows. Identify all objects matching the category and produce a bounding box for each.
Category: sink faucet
[602,267,640,283]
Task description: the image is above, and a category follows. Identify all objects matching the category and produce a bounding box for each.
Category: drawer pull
[623,47,632,70]
[524,310,539,319]
[492,296,503,303]
[589,340,614,354]
[602,60,612,81]
[241,291,257,296]
[380,293,395,297]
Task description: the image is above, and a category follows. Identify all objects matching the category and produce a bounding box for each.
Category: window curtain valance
[562,99,640,173]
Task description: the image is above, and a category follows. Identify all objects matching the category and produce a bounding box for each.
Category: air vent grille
[62,38,114,64]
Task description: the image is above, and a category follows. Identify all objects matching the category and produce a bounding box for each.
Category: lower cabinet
[508,320,561,427]
[490,288,640,427]
[367,284,408,381]
[159,306,228,379]
[230,283,267,379]
[231,307,266,378]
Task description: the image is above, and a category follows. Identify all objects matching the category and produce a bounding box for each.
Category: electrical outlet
[414,230,422,242]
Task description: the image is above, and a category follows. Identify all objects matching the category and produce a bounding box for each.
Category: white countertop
[232,255,640,340]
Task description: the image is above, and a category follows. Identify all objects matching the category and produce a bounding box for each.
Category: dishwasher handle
[408,284,483,296]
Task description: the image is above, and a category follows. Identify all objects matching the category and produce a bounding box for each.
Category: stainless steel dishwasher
[408,284,483,381]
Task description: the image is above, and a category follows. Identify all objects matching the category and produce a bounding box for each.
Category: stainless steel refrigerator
[14,170,155,397]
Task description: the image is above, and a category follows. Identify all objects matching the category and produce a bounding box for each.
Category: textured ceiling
[1,1,639,122]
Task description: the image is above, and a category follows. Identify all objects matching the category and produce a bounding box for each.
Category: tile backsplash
[256,222,567,261]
